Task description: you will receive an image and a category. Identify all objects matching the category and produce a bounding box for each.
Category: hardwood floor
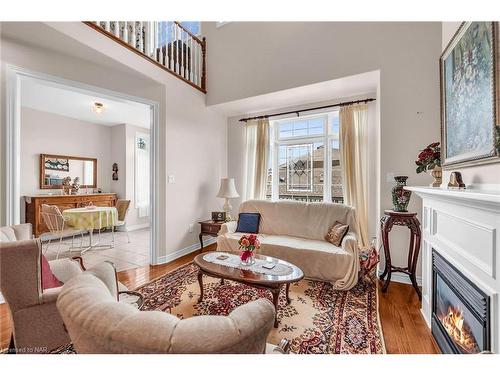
[378,281,440,353]
[0,243,439,354]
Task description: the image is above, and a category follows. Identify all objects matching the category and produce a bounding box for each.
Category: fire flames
[439,306,480,353]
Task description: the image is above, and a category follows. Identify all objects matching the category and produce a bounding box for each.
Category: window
[267,112,343,203]
[135,133,150,216]
[157,21,201,47]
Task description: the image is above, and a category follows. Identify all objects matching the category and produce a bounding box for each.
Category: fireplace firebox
[432,250,490,354]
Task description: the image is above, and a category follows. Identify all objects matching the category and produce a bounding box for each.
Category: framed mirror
[40,154,97,189]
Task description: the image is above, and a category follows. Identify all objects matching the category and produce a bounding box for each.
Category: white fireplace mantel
[406,186,500,353]
[407,186,500,209]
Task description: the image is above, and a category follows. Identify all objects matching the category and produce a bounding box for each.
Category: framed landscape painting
[440,21,499,168]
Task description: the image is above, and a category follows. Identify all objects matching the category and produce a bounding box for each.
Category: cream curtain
[339,104,369,247]
[244,118,269,200]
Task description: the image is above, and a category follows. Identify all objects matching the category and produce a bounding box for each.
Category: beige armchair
[57,262,288,354]
[0,223,85,353]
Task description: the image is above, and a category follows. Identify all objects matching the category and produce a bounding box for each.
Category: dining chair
[114,199,131,243]
[40,204,85,259]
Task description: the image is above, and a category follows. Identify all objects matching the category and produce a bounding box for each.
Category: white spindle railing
[90,21,206,92]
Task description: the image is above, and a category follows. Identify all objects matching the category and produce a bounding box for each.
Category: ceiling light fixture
[92,102,105,114]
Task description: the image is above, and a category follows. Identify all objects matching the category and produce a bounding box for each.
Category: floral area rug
[136,262,386,354]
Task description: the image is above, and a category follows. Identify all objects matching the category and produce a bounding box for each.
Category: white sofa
[217,200,360,290]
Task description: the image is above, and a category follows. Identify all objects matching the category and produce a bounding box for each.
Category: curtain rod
[238,98,376,123]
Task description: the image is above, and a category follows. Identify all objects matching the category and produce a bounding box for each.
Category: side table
[198,220,224,252]
[379,209,422,300]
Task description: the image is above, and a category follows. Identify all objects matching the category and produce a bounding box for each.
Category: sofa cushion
[325,221,349,247]
[235,213,261,234]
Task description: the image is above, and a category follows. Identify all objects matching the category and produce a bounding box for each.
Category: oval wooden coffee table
[194,252,304,327]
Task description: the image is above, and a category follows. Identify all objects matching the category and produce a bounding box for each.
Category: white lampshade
[217,178,239,199]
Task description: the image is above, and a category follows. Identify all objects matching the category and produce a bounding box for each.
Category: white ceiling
[21,76,151,128]
[209,70,379,117]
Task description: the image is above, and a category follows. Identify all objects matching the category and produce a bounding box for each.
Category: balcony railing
[84,21,206,93]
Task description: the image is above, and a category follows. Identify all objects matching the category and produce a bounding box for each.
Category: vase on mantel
[428,165,442,187]
[391,176,412,212]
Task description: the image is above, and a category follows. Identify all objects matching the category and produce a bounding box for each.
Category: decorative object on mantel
[238,234,260,265]
[415,142,442,187]
[440,21,499,168]
[216,178,240,221]
[447,171,466,189]
[391,176,412,212]
[112,163,119,181]
[70,177,80,195]
[380,210,422,300]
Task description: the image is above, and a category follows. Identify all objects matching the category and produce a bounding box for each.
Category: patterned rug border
[375,283,387,354]
[135,259,387,354]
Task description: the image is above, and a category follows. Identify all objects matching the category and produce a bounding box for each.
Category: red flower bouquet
[415,142,441,173]
[238,234,260,265]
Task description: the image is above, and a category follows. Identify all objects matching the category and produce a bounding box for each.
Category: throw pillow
[235,213,261,234]
[41,255,63,290]
[325,221,349,247]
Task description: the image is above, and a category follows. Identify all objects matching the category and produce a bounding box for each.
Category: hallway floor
[43,228,150,272]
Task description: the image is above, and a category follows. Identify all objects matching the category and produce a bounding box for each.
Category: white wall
[1,22,227,262]
[20,107,113,195]
[165,76,227,257]
[110,123,151,228]
[441,22,500,189]
[110,124,127,199]
[46,22,228,257]
[0,28,167,257]
[205,22,443,277]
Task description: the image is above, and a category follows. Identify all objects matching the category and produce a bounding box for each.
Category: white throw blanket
[203,252,294,277]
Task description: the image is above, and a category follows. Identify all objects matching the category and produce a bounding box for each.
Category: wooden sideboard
[25,193,117,237]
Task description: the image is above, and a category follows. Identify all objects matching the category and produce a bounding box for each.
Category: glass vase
[240,250,255,266]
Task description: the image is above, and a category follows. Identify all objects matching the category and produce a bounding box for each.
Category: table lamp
[216,178,239,221]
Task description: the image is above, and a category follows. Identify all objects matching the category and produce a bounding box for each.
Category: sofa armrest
[49,258,84,284]
[85,262,120,300]
[11,223,33,240]
[171,298,275,353]
[218,220,237,235]
[341,231,358,253]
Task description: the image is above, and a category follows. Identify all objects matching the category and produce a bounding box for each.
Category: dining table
[63,206,118,254]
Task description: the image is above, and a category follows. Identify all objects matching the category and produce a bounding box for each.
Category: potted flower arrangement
[238,234,260,265]
[415,142,442,187]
